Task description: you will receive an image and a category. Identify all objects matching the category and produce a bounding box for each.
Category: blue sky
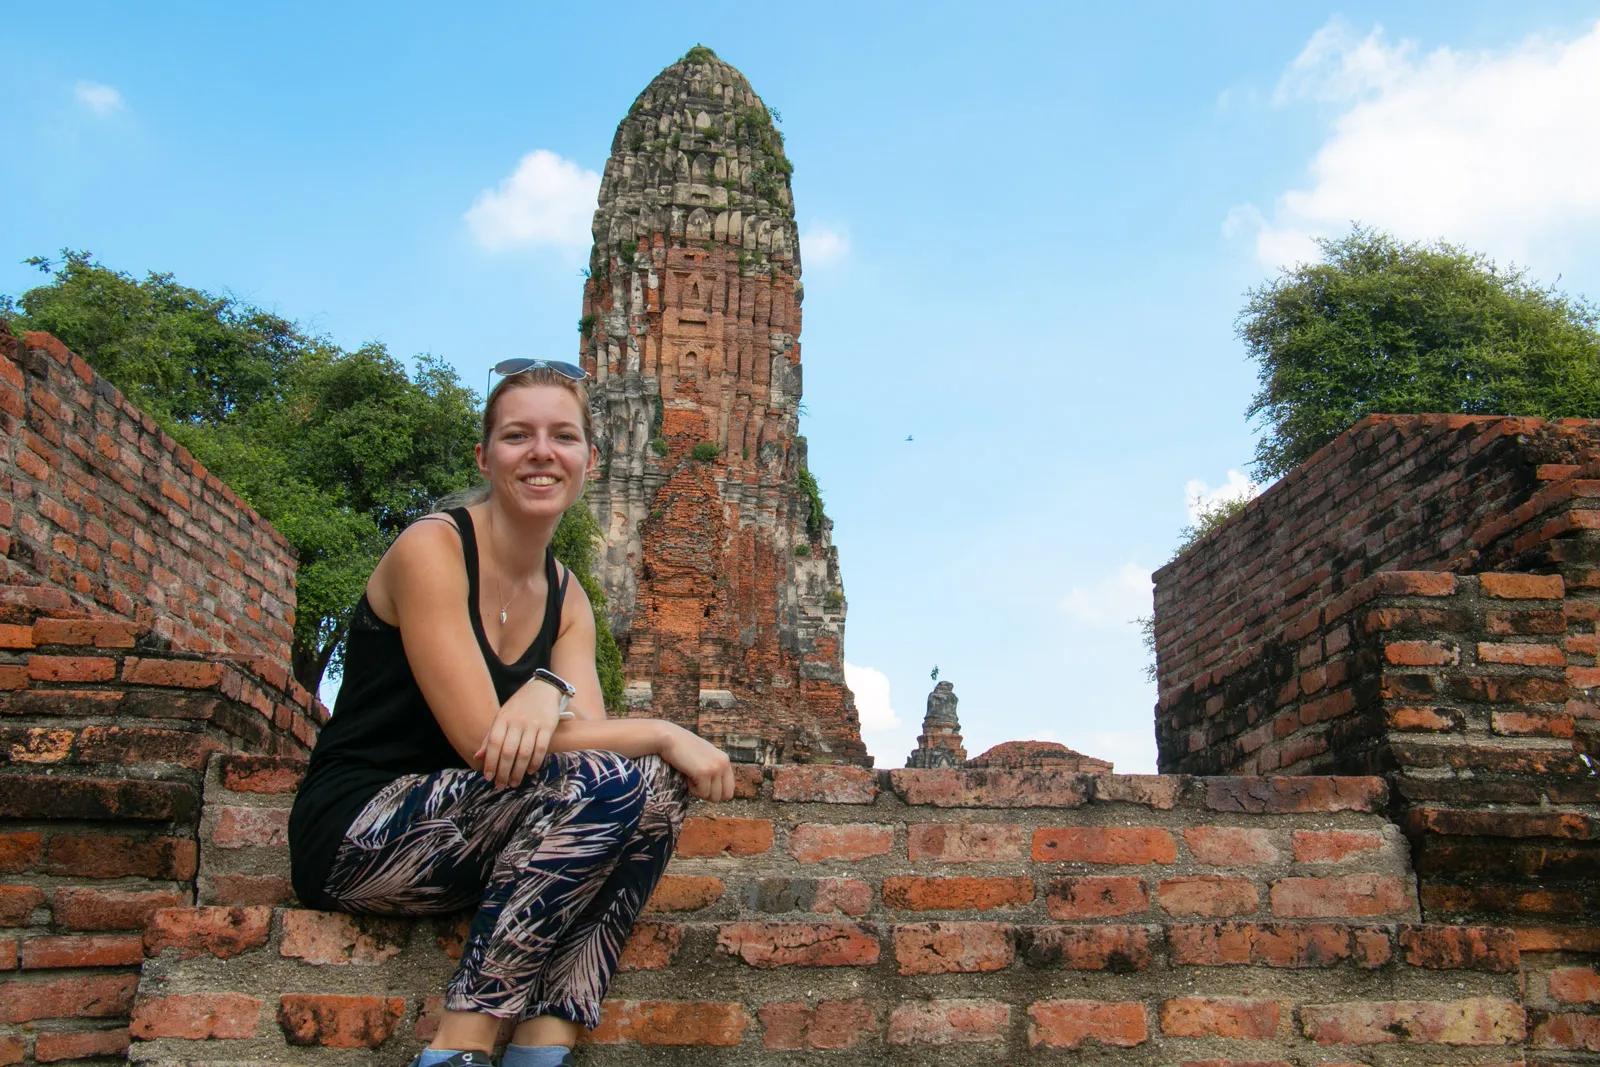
[6,2,1599,769]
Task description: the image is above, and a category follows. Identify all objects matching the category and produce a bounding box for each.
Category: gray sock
[501,1043,574,1067]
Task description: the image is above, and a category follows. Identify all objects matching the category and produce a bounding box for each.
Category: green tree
[6,253,625,706]
[1241,227,1600,480]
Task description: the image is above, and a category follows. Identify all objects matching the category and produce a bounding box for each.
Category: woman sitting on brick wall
[289,360,735,1067]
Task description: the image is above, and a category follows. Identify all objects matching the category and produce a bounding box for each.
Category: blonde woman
[290,360,733,1067]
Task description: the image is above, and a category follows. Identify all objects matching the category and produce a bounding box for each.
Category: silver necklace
[486,508,532,625]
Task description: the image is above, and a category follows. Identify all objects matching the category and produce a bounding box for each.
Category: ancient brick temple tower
[578,47,868,766]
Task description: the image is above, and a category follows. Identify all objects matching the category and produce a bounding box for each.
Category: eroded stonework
[905,680,967,769]
[579,47,867,765]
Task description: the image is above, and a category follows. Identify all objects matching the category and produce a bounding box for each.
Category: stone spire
[579,46,867,766]
[905,680,967,769]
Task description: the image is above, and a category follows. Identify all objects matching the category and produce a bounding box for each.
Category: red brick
[26,655,115,682]
[51,887,187,931]
[1533,1012,1600,1051]
[1158,876,1260,917]
[1161,997,1280,1039]
[1486,607,1566,635]
[0,775,195,822]
[675,816,773,857]
[1387,705,1461,731]
[1093,774,1182,808]
[32,1027,130,1063]
[1270,875,1411,918]
[0,939,14,970]
[203,873,294,906]
[0,834,42,874]
[1028,1000,1148,1049]
[1477,641,1566,666]
[584,1000,748,1046]
[276,994,406,1048]
[1017,925,1152,971]
[882,876,1033,911]
[771,765,876,803]
[788,823,893,863]
[0,625,34,650]
[1205,776,1384,813]
[219,754,306,793]
[1384,640,1459,666]
[1547,966,1600,1004]
[0,886,45,926]
[131,993,260,1039]
[1292,829,1386,864]
[1184,826,1280,866]
[1045,876,1147,918]
[0,665,26,690]
[759,999,877,1050]
[2,727,74,764]
[893,922,1014,974]
[30,618,142,648]
[19,934,142,969]
[716,922,879,968]
[618,922,681,971]
[75,725,225,769]
[0,1037,21,1066]
[210,806,290,848]
[1398,925,1518,971]
[279,910,407,965]
[887,999,1009,1045]
[143,906,271,959]
[1480,573,1563,599]
[0,972,137,1023]
[906,822,1026,862]
[120,657,223,688]
[42,833,197,880]
[1301,998,1524,1045]
[1032,827,1176,864]
[1169,922,1392,968]
[1372,572,1457,596]
[888,766,1091,807]
[644,874,724,913]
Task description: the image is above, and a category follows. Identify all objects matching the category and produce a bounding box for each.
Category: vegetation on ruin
[1241,226,1600,480]
[796,465,826,540]
[3,252,625,705]
[650,437,669,457]
[691,441,720,462]
[682,44,718,65]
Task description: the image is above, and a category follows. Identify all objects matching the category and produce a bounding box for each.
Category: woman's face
[475,384,597,519]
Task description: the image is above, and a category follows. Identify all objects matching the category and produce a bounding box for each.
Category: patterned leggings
[321,750,688,1028]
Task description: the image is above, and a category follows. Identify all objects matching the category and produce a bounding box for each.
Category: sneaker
[408,1053,494,1067]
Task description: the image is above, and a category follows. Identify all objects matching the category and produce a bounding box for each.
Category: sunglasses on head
[486,358,588,399]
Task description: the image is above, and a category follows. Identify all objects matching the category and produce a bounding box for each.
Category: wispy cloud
[74,81,125,116]
[1184,469,1259,524]
[1229,18,1600,268]
[464,149,600,251]
[1060,563,1152,628]
[801,225,851,266]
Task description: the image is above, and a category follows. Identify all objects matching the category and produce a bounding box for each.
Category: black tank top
[288,507,568,908]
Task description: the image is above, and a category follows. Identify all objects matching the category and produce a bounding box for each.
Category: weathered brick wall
[0,611,322,1065]
[123,758,1584,1064]
[0,325,297,663]
[1153,413,1600,718]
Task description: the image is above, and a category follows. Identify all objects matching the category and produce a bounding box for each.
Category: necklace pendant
[499,609,508,625]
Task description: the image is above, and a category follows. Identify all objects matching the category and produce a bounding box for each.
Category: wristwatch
[533,668,577,719]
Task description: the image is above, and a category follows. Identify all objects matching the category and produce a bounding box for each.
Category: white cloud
[1184,469,1259,524]
[74,81,125,116]
[845,661,914,768]
[801,225,851,266]
[1060,562,1152,627]
[1231,18,1600,269]
[464,149,600,251]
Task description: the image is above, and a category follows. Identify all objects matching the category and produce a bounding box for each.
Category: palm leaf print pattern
[322,750,688,1026]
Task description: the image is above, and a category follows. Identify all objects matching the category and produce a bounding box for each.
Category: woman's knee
[557,750,647,816]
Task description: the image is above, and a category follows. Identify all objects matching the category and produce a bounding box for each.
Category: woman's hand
[475,686,563,789]
[659,723,736,802]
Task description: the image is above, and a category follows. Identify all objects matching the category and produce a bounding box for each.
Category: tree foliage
[1240,227,1600,480]
[6,253,624,706]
